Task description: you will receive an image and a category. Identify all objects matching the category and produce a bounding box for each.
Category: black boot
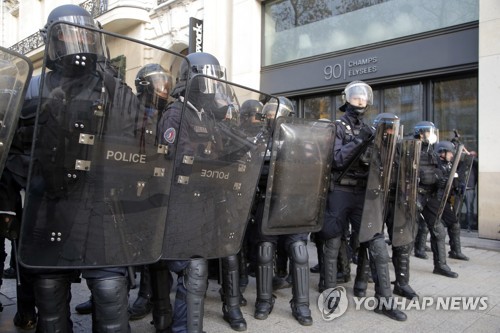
[3,267,16,279]
[431,224,459,278]
[13,311,37,330]
[237,247,248,306]
[150,260,173,333]
[337,238,351,283]
[448,223,469,261]
[310,264,320,273]
[353,245,369,297]
[374,298,408,321]
[129,265,153,320]
[255,242,275,320]
[14,266,37,329]
[392,244,418,300]
[414,217,428,259]
[369,237,407,322]
[321,237,340,293]
[75,296,93,315]
[221,255,247,332]
[289,241,313,326]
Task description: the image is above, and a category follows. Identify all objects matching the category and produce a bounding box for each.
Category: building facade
[2,0,499,239]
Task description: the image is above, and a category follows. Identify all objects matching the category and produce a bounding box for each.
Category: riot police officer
[74,63,175,322]
[130,64,174,327]
[157,52,246,333]
[17,5,141,332]
[319,81,407,321]
[414,122,459,278]
[134,63,172,320]
[413,122,437,260]
[252,97,313,326]
[374,113,419,300]
[239,99,263,137]
[434,140,469,261]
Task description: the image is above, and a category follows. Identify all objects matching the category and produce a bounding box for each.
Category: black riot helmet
[435,140,455,154]
[260,96,294,129]
[41,4,106,74]
[170,52,226,99]
[414,121,438,144]
[135,63,172,110]
[435,140,456,162]
[339,81,373,114]
[373,113,399,141]
[240,99,263,122]
[261,96,294,119]
[373,112,399,128]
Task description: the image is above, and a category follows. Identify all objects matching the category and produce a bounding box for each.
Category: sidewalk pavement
[1,230,499,333]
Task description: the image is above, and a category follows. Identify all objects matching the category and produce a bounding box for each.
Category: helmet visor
[345,82,373,107]
[422,127,438,144]
[144,72,172,100]
[47,22,105,61]
[189,64,226,94]
[191,64,226,80]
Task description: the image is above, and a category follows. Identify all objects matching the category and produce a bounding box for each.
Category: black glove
[357,125,375,143]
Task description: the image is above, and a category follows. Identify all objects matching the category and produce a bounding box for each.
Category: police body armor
[391,138,421,247]
[162,76,278,259]
[418,144,439,196]
[359,116,399,243]
[19,22,186,268]
[261,117,335,235]
[0,47,33,177]
[333,119,370,188]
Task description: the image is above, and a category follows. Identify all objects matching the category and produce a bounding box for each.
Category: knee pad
[88,276,129,332]
[257,242,274,265]
[289,241,308,266]
[222,255,239,273]
[368,237,390,265]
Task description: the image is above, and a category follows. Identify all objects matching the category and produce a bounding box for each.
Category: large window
[263,0,479,66]
[433,76,478,151]
[383,84,423,136]
[303,95,332,120]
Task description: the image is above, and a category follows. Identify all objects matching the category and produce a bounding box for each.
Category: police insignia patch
[164,128,176,143]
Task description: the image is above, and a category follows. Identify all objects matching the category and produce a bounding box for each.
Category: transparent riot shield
[391,139,421,247]
[19,22,186,268]
[162,75,277,259]
[0,47,33,177]
[261,117,335,235]
[359,116,400,243]
[453,153,474,220]
[435,144,464,225]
